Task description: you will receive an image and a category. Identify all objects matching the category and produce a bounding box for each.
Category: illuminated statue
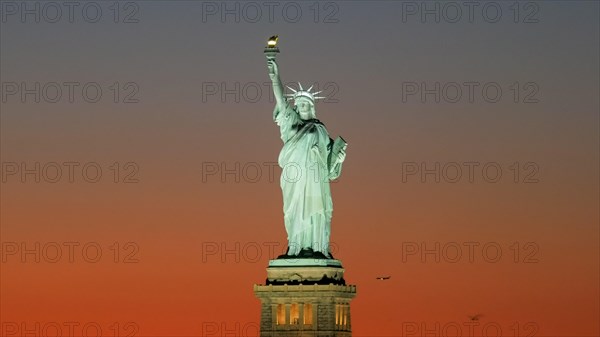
[265,37,347,258]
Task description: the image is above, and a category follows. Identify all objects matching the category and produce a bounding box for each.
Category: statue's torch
[264,35,280,60]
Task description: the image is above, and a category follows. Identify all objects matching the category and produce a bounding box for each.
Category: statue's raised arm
[267,59,286,113]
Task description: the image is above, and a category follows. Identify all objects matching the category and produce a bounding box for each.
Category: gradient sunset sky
[1,1,599,336]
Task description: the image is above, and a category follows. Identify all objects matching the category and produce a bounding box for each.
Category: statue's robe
[273,102,342,256]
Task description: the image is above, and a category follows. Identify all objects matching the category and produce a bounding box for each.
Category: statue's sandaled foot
[276,247,334,260]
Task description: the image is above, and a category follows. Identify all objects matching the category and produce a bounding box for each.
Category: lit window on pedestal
[335,304,340,325]
[290,304,300,324]
[276,304,285,325]
[303,304,313,325]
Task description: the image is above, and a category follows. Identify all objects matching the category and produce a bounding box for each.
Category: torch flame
[267,35,278,47]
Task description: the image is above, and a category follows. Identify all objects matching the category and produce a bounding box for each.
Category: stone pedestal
[254,259,357,337]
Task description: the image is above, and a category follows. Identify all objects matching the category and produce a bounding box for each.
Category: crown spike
[283,82,328,103]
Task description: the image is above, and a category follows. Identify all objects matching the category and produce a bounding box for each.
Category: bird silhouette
[375,276,391,280]
[468,314,483,321]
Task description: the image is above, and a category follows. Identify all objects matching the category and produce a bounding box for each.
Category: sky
[1,1,599,336]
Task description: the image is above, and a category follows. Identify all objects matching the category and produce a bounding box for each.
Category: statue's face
[295,98,315,120]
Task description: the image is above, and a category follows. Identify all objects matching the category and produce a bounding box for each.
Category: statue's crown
[284,83,326,104]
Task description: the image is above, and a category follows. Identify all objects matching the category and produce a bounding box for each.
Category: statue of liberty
[266,39,347,259]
